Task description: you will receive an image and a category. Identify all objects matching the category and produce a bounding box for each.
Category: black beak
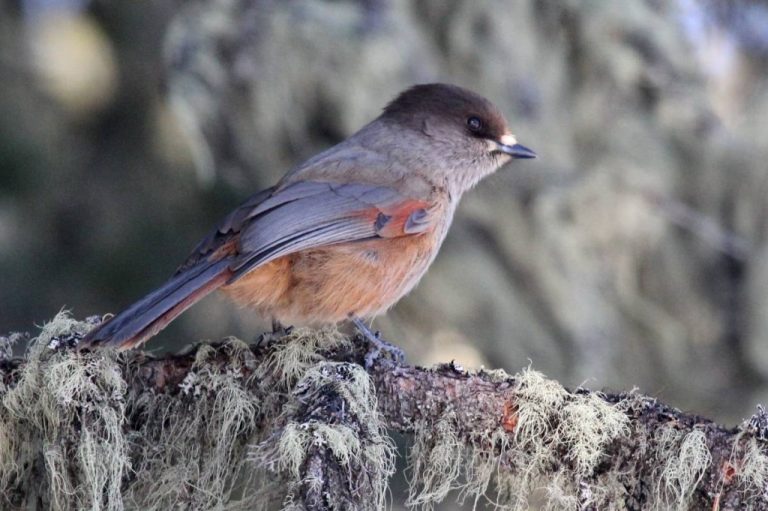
[497,142,537,159]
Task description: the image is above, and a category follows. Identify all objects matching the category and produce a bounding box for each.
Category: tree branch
[1,315,767,510]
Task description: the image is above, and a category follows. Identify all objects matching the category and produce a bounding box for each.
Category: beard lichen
[403,369,761,510]
[259,327,350,389]
[0,313,268,510]
[124,336,263,510]
[739,437,768,493]
[248,327,396,510]
[255,359,395,510]
[406,412,464,507]
[1,312,130,510]
[1,316,388,510]
[406,367,631,510]
[651,427,712,510]
[5,313,768,509]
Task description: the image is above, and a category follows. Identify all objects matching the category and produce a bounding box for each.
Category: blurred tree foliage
[2,0,768,424]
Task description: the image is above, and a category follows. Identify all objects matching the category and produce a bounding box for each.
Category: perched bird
[81,83,535,351]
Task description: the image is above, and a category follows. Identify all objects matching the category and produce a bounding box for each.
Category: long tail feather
[80,259,232,351]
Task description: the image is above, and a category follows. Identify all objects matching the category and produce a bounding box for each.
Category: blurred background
[2,0,768,430]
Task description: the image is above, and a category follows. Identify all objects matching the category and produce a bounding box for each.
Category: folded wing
[228,181,433,280]
[81,180,433,350]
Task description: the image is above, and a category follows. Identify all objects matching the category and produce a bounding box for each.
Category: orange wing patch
[370,199,432,238]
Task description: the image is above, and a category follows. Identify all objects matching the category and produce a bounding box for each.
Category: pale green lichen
[277,422,364,479]
[275,422,311,478]
[44,445,76,511]
[0,312,265,510]
[259,327,350,387]
[1,312,130,511]
[253,328,392,510]
[542,472,580,511]
[125,338,263,510]
[513,368,569,444]
[557,391,631,478]
[739,437,768,493]
[406,413,464,507]
[651,428,712,511]
[0,330,24,364]
[723,433,768,506]
[406,367,631,510]
[258,361,394,511]
[459,428,512,508]
[506,369,627,510]
[4,314,759,510]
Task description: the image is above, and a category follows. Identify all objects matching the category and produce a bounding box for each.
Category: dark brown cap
[382,83,509,142]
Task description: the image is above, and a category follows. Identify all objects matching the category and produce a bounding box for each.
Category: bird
[80,83,536,351]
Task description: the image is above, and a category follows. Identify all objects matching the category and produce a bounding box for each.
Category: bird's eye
[467,116,483,133]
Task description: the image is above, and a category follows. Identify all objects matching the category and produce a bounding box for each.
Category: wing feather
[230,181,433,280]
[178,180,435,283]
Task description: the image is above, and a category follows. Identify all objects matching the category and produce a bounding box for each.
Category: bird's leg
[349,315,405,368]
[255,318,294,346]
[271,318,294,336]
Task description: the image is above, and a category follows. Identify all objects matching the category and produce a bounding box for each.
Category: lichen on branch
[1,313,767,510]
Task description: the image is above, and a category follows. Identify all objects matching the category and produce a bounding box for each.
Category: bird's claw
[350,316,405,368]
[255,321,294,347]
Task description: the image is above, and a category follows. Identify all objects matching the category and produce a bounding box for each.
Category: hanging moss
[2,314,767,509]
[406,368,632,510]
[0,313,379,510]
[255,360,395,510]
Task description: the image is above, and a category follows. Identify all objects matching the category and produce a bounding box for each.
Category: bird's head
[381,83,535,193]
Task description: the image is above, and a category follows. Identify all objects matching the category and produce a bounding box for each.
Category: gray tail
[80,259,232,351]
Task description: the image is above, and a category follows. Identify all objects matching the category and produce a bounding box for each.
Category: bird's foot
[349,316,405,369]
[255,320,294,347]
